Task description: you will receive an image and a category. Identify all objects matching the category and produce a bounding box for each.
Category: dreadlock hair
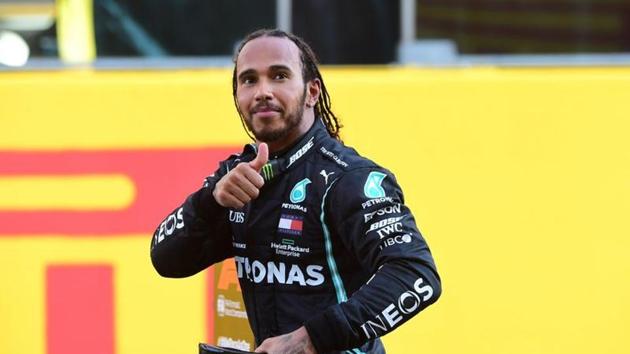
[231,29,342,141]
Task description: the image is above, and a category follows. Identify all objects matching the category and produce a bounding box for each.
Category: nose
[254,78,272,102]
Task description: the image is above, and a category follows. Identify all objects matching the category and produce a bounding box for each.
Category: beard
[242,87,307,143]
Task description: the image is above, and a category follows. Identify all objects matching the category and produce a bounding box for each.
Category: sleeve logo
[364,171,387,198]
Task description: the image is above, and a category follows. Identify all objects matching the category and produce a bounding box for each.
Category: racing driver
[150,29,441,354]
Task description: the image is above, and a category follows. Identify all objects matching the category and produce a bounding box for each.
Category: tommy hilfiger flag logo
[277,214,303,235]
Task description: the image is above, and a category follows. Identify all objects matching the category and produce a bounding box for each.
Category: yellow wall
[1,67,629,354]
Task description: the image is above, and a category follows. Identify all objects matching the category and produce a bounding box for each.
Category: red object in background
[46,265,115,354]
[2,147,242,348]
[0,148,237,236]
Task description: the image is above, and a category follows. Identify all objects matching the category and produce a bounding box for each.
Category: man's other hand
[254,326,316,354]
[213,143,268,209]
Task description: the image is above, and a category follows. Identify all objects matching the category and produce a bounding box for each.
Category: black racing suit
[150,119,441,354]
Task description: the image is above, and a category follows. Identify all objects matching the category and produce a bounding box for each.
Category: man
[151,29,441,354]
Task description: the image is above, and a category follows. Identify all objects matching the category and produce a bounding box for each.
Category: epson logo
[155,207,184,245]
[287,137,314,167]
[234,257,324,287]
[363,204,402,223]
[366,216,404,235]
[229,210,245,224]
[360,277,434,339]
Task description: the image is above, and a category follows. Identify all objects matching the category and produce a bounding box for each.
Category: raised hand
[213,143,269,209]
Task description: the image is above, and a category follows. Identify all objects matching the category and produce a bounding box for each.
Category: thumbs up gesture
[248,142,269,171]
[213,143,269,209]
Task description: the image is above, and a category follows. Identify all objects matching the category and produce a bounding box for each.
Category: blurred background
[4,0,630,66]
[1,1,629,354]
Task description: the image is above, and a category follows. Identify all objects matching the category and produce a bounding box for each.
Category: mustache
[251,103,283,114]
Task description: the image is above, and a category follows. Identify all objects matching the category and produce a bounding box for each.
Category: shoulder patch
[364,171,387,198]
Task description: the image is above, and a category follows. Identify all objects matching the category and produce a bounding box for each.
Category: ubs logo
[229,210,245,224]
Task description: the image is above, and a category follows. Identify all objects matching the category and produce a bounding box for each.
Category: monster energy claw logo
[261,163,274,181]
[290,178,311,203]
[364,171,387,198]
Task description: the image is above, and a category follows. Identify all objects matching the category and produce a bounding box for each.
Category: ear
[306,78,321,108]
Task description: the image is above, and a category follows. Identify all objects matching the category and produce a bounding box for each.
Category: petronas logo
[290,178,311,203]
[261,163,274,181]
[364,172,386,198]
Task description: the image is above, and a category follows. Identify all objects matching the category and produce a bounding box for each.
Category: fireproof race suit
[150,119,441,354]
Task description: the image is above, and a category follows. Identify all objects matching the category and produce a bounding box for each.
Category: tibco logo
[234,256,324,286]
[154,207,184,245]
[379,234,413,250]
[360,277,434,339]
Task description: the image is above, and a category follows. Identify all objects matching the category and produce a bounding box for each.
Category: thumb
[249,142,269,171]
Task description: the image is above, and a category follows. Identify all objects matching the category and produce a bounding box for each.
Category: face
[235,36,320,151]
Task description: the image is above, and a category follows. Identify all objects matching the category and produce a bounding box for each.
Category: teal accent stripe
[345,349,365,354]
[322,180,366,354]
[320,179,348,303]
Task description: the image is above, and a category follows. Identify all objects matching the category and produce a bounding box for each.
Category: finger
[221,194,245,209]
[254,341,269,353]
[232,172,261,199]
[226,182,252,205]
[213,188,244,209]
[225,165,256,197]
[218,176,251,205]
[233,162,265,189]
[249,142,269,171]
[242,166,265,189]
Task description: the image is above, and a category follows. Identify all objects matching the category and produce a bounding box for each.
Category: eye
[240,76,257,85]
[273,72,289,80]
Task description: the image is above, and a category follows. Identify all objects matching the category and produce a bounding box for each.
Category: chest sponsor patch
[278,214,304,235]
[229,210,245,224]
[271,242,311,258]
[290,178,311,203]
[287,137,314,167]
[282,202,307,213]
